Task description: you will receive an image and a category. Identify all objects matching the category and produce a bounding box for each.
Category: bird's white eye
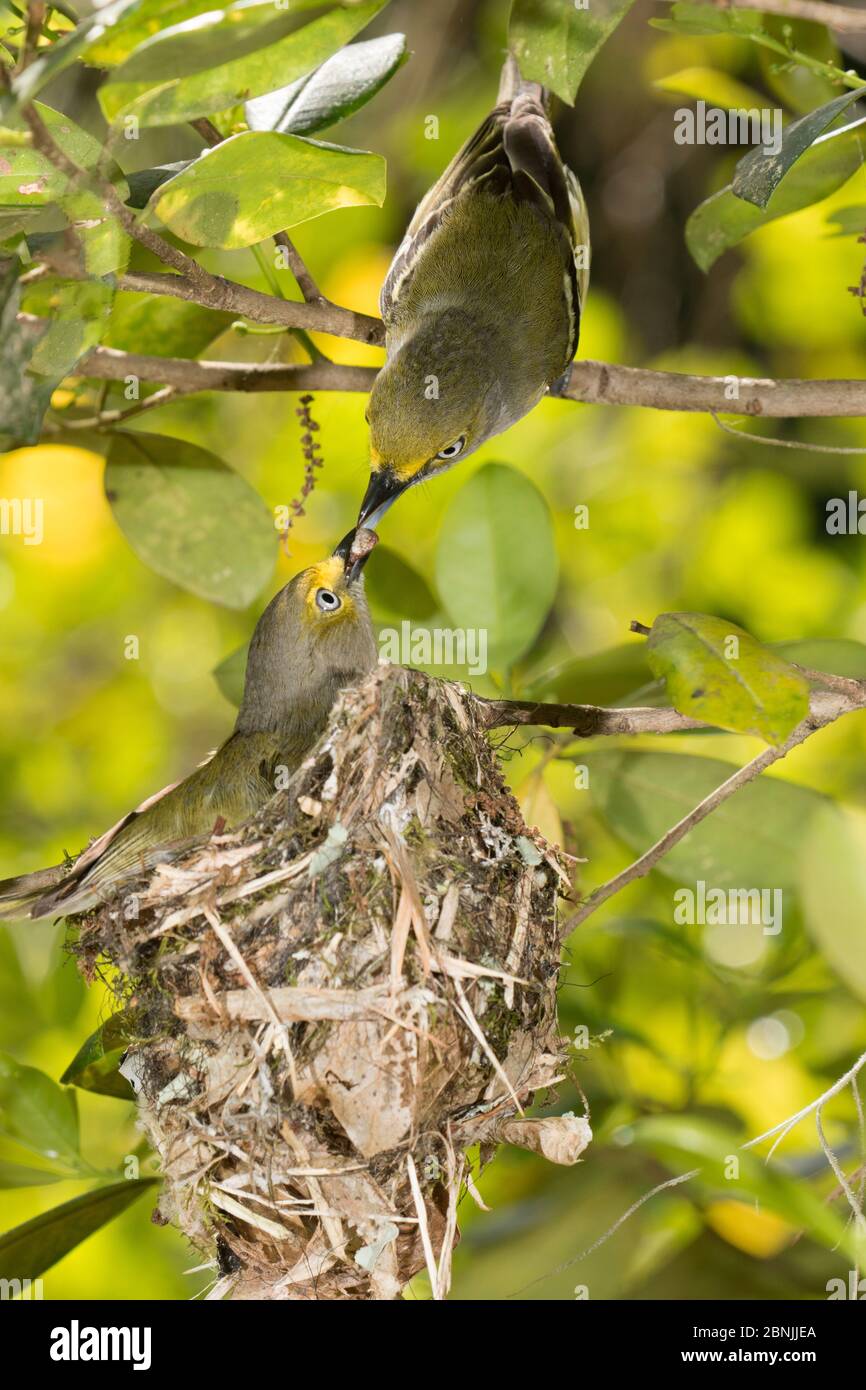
[316,588,342,612]
[436,436,466,461]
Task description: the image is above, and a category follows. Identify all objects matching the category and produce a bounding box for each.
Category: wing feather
[381,57,587,358]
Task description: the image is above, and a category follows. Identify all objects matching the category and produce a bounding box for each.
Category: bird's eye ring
[436,436,466,461]
[316,588,342,612]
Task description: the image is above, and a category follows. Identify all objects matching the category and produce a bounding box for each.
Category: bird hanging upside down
[0,529,379,921]
[358,53,590,529]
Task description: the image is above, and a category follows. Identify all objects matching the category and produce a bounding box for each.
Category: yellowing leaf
[647,611,809,745]
[151,132,385,249]
[705,1199,793,1258]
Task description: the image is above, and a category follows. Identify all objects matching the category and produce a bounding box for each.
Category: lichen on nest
[74,665,591,1301]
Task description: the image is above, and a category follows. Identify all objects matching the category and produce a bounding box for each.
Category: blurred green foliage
[1,0,866,1300]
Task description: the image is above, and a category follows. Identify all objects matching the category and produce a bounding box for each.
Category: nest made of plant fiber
[75,664,591,1300]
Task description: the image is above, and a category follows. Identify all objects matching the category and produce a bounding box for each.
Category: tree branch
[478,698,704,735]
[476,686,861,735]
[561,360,866,417]
[114,270,383,345]
[703,0,866,33]
[74,346,378,394]
[70,342,866,416]
[9,47,866,415]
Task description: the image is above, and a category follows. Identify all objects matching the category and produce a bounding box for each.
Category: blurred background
[2,0,866,1300]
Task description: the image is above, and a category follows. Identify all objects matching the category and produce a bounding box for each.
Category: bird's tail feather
[0,863,70,920]
[499,51,546,108]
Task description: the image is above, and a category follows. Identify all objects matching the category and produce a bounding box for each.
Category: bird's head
[359,308,501,527]
[296,526,378,636]
[235,528,378,733]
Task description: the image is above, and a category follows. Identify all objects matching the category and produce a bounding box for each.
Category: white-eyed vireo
[358,54,589,528]
[0,528,378,919]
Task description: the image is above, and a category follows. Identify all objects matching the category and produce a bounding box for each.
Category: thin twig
[48,385,182,431]
[711,411,866,453]
[561,693,854,934]
[815,1103,866,1235]
[512,1047,866,1296]
[274,230,322,305]
[14,88,209,283]
[17,1,45,73]
[743,1048,866,1156]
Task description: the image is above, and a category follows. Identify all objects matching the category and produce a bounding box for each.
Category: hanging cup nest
[76,665,591,1300]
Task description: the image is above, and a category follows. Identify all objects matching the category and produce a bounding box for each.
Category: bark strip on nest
[76,665,591,1301]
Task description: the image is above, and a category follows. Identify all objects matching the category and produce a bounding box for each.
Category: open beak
[332,526,379,583]
[357,468,411,529]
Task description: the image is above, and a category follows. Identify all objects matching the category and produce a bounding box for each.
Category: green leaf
[825,204,866,238]
[104,432,277,609]
[84,1,231,67]
[435,463,558,669]
[646,612,809,745]
[22,277,115,378]
[213,642,249,707]
[125,162,194,210]
[0,103,130,275]
[606,917,716,972]
[246,33,408,136]
[0,1054,80,1169]
[0,258,61,449]
[0,101,118,206]
[102,291,232,359]
[99,0,388,127]
[61,1018,136,1101]
[0,1179,158,1281]
[0,206,42,245]
[733,88,866,208]
[0,1161,63,1189]
[583,750,826,893]
[509,0,637,104]
[631,1115,859,1260]
[64,190,132,278]
[5,1,145,109]
[101,0,313,84]
[365,545,438,622]
[526,641,656,705]
[774,637,866,679]
[150,131,385,249]
[801,802,866,1002]
[686,120,865,271]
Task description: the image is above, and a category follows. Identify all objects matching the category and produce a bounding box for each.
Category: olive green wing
[18,733,284,920]
[381,59,588,355]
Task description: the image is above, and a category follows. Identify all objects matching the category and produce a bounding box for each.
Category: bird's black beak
[332,526,378,583]
[357,468,410,529]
